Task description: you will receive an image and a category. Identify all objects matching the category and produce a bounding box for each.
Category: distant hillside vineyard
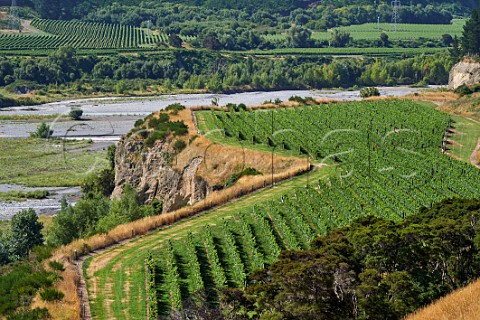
[0,19,166,49]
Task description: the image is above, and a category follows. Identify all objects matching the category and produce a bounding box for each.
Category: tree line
[0,48,455,97]
[22,0,476,21]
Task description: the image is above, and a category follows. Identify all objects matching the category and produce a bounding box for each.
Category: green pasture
[0,138,108,187]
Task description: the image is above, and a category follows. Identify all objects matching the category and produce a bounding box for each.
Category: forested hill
[20,0,478,21]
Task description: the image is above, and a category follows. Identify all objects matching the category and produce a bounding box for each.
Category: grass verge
[0,138,108,187]
[0,190,50,201]
[446,115,480,163]
[83,164,332,320]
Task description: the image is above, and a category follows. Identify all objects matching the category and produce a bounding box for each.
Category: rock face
[112,136,208,213]
[449,59,480,89]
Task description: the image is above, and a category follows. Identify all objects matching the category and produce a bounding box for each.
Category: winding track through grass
[84,103,480,319]
[85,164,333,319]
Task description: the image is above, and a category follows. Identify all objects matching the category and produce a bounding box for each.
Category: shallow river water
[0,87,438,218]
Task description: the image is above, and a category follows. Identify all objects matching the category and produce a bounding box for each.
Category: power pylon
[9,0,20,31]
[391,0,401,32]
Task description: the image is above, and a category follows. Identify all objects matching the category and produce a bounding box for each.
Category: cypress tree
[461,7,480,55]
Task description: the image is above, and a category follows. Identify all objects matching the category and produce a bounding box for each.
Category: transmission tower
[391,0,401,32]
[9,0,20,31]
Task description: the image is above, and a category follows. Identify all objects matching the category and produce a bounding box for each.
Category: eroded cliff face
[112,108,308,214]
[449,59,480,89]
[112,136,208,213]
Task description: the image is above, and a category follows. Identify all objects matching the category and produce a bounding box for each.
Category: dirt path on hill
[470,138,480,168]
[80,164,317,319]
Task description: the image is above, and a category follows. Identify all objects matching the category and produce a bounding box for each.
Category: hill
[39,99,480,319]
[407,278,480,320]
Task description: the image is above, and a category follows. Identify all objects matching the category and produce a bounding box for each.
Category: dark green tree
[0,239,9,266]
[330,29,352,47]
[48,46,79,81]
[203,35,222,50]
[286,26,312,48]
[449,35,462,62]
[461,7,480,55]
[32,0,75,19]
[441,33,454,46]
[169,34,183,48]
[380,32,390,47]
[9,209,43,260]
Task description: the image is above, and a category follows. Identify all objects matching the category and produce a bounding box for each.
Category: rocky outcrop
[112,136,208,213]
[449,59,480,89]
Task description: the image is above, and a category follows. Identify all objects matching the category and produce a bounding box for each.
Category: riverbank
[0,86,441,220]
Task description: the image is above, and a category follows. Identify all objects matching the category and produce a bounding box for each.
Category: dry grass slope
[407,279,480,320]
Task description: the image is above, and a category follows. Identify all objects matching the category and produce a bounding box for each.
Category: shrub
[39,288,64,302]
[227,103,247,112]
[31,245,54,262]
[165,103,185,115]
[455,84,473,96]
[7,307,49,320]
[81,168,115,197]
[288,96,306,103]
[360,87,380,98]
[189,135,198,144]
[30,123,53,139]
[115,81,127,94]
[48,261,65,272]
[148,113,170,128]
[134,118,144,127]
[170,121,188,136]
[173,139,187,153]
[144,130,166,148]
[68,108,83,120]
[225,167,262,188]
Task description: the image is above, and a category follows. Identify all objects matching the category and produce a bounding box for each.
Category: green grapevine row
[147,100,480,316]
[0,19,168,50]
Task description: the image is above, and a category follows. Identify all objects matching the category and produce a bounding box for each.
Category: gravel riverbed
[0,87,439,219]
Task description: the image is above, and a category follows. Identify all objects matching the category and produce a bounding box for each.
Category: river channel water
[0,86,439,218]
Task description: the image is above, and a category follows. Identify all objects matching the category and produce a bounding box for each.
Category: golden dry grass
[32,264,80,320]
[51,161,308,262]
[406,91,460,105]
[406,279,480,320]
[174,133,305,187]
[436,92,480,120]
[189,98,339,112]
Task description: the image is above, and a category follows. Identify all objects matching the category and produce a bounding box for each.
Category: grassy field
[0,114,66,121]
[242,46,446,57]
[0,189,50,201]
[446,115,480,162]
[0,138,108,187]
[265,20,465,42]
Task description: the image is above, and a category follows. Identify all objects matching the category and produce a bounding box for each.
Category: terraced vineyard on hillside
[0,18,167,49]
[87,100,480,319]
